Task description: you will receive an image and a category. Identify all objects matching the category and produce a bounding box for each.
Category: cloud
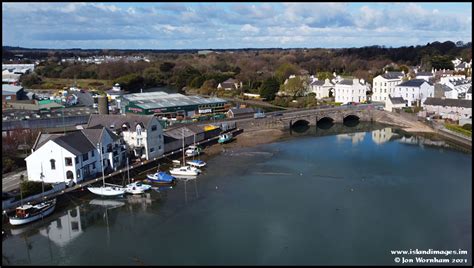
[2,3,471,49]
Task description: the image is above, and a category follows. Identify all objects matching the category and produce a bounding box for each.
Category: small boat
[169,165,201,176]
[218,133,233,144]
[147,171,176,184]
[9,199,56,226]
[88,186,126,197]
[185,145,201,157]
[186,159,207,168]
[124,181,151,195]
[172,160,181,165]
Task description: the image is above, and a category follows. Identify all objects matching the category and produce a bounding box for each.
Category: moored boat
[186,159,207,168]
[9,199,56,226]
[218,133,233,144]
[169,165,201,176]
[146,171,176,184]
[88,186,126,197]
[185,145,201,157]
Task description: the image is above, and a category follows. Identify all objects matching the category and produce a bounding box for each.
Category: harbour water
[2,123,471,265]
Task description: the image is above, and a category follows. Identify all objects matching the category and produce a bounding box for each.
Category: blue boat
[186,159,207,168]
[146,171,176,185]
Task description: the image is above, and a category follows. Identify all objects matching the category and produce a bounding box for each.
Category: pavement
[2,169,27,193]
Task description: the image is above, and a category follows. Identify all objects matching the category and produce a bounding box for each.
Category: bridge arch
[290,119,310,128]
[343,114,360,121]
[343,114,360,127]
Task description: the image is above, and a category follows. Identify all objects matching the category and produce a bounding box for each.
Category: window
[91,150,94,157]
[65,157,73,166]
[151,125,157,131]
[50,159,56,170]
[384,83,387,86]
[77,169,80,177]
[92,162,96,169]
[75,157,79,164]
[412,94,415,98]
[82,153,88,162]
[136,125,142,136]
[158,146,161,150]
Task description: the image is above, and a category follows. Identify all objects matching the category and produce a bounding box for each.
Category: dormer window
[136,124,142,136]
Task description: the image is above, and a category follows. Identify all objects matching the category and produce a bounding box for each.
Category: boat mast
[40,163,45,200]
[182,128,185,166]
[98,142,105,187]
[193,134,196,161]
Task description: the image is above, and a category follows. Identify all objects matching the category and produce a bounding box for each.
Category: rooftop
[424,97,472,108]
[397,79,429,87]
[87,114,156,130]
[2,84,23,94]
[123,92,227,110]
[388,95,407,104]
[381,72,404,80]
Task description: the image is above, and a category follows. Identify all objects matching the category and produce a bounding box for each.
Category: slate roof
[228,107,255,115]
[416,72,434,76]
[388,95,407,104]
[53,131,96,156]
[397,79,428,87]
[450,79,471,86]
[32,132,65,151]
[310,80,324,86]
[338,79,354,85]
[2,84,23,94]
[381,72,404,79]
[468,86,472,94]
[424,97,472,108]
[164,126,202,140]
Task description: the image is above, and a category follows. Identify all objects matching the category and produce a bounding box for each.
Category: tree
[114,73,145,92]
[142,67,164,87]
[280,76,307,98]
[317,72,333,81]
[259,77,280,101]
[275,63,299,84]
[20,73,42,88]
[159,62,175,72]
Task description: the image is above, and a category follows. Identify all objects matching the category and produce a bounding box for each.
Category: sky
[2,2,472,49]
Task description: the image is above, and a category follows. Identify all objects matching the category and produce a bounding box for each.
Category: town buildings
[392,79,434,106]
[309,78,334,99]
[334,78,368,104]
[423,97,472,121]
[439,77,471,99]
[372,71,405,103]
[384,95,408,112]
[87,114,165,160]
[415,71,435,82]
[26,125,126,185]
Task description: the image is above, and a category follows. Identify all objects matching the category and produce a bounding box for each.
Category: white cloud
[241,24,259,34]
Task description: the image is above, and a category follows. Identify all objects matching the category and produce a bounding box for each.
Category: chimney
[360,78,365,84]
[385,70,388,74]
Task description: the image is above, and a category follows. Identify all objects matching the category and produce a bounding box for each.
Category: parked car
[254,112,266,119]
[273,112,283,117]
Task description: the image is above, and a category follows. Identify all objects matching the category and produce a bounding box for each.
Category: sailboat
[186,134,207,168]
[9,164,57,226]
[124,154,151,194]
[88,142,125,197]
[169,129,201,176]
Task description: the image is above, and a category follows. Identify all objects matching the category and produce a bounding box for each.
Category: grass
[445,123,472,137]
[32,78,114,91]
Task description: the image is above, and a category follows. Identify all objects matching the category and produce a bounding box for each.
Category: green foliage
[280,76,307,97]
[317,72,332,81]
[20,73,42,88]
[189,76,206,89]
[19,181,53,199]
[260,77,280,101]
[431,55,455,70]
[159,62,175,72]
[275,63,299,84]
[2,156,16,174]
[142,67,164,87]
[462,124,472,131]
[114,73,144,92]
[445,123,472,137]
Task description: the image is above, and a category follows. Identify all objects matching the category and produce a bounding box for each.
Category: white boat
[169,165,201,176]
[88,186,126,197]
[186,159,207,168]
[170,129,202,177]
[185,145,201,157]
[125,181,152,194]
[9,199,56,226]
[88,142,125,197]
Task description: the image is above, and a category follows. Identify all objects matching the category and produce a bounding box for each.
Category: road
[2,169,27,192]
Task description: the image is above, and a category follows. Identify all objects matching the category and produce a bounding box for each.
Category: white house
[217,78,243,91]
[423,97,472,121]
[26,126,126,185]
[87,114,164,160]
[439,77,471,99]
[309,78,334,99]
[392,79,434,106]
[334,78,368,104]
[372,71,405,103]
[466,86,472,100]
[384,95,408,112]
[415,71,434,82]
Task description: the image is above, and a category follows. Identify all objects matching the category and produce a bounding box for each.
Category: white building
[466,86,472,100]
[372,128,395,145]
[393,79,434,106]
[372,71,405,103]
[334,78,368,104]
[26,126,126,185]
[87,114,165,160]
[309,78,334,99]
[217,78,243,91]
[384,95,408,112]
[439,77,471,99]
[415,71,434,82]
[423,97,472,121]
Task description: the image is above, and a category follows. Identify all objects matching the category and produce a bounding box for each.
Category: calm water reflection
[2,123,471,265]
